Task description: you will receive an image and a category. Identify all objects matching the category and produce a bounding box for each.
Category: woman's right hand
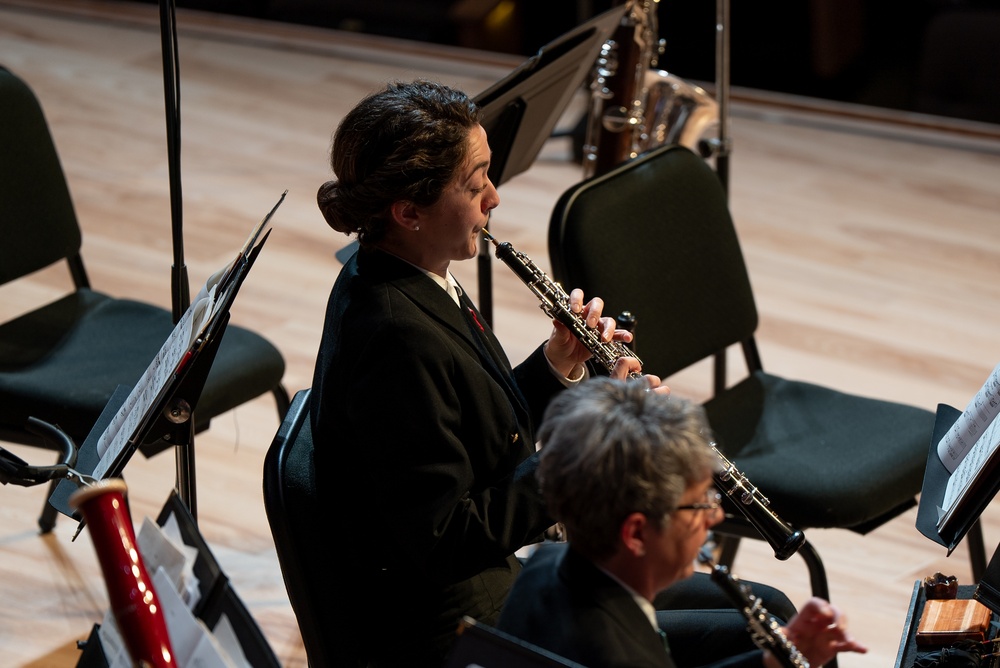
[610,358,670,395]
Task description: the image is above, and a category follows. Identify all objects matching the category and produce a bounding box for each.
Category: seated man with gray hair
[498,377,867,668]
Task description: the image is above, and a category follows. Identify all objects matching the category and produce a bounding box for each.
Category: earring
[414,226,420,231]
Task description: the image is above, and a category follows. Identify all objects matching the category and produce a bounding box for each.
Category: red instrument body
[70,479,176,667]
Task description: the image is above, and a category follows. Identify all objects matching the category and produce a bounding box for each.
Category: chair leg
[272,383,291,422]
[797,538,830,602]
[38,478,59,534]
[715,528,830,597]
[36,445,68,533]
[717,533,742,567]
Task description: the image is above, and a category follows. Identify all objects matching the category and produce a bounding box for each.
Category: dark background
[139,0,1000,125]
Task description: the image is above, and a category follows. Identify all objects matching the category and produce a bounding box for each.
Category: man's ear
[620,512,649,558]
[390,200,421,231]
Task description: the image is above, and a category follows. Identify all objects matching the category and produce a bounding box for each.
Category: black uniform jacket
[310,247,564,652]
[499,544,767,668]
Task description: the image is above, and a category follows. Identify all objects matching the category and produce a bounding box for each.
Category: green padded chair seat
[704,370,932,531]
[0,288,285,453]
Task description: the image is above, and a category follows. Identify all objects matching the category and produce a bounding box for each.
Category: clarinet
[481,229,642,379]
[711,445,806,561]
[700,552,810,668]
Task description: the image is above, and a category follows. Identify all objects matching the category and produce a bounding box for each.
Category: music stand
[916,404,993,560]
[895,400,999,668]
[471,4,625,325]
[915,402,993,596]
[48,194,285,526]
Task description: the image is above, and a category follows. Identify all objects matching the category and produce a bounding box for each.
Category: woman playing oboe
[310,80,659,667]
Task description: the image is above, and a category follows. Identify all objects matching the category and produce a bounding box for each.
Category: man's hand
[763,597,867,668]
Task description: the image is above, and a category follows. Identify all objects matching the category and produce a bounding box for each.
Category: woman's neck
[375,238,448,278]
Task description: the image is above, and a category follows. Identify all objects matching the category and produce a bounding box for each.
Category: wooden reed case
[916,599,993,647]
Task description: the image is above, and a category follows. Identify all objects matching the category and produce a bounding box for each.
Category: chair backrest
[263,388,361,666]
[548,144,758,380]
[0,65,83,285]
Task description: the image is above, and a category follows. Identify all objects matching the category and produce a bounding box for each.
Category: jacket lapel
[358,249,531,417]
[559,547,674,665]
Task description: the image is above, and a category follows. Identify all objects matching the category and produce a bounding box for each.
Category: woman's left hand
[543,288,655,384]
[543,289,625,376]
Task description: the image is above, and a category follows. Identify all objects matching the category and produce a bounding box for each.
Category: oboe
[481,231,807,561]
[711,445,806,561]
[700,551,810,668]
[481,229,642,379]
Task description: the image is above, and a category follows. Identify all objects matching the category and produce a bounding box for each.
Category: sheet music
[97,566,239,668]
[89,191,285,481]
[91,283,217,480]
[942,417,1000,510]
[239,190,284,259]
[98,514,250,667]
[138,515,201,608]
[936,361,1000,474]
[937,361,1000,530]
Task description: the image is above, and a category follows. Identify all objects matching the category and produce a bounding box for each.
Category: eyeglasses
[675,489,724,514]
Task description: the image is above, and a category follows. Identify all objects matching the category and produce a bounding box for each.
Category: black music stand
[915,402,993,601]
[48,194,284,526]
[916,404,992,559]
[893,387,1000,668]
[897,401,999,668]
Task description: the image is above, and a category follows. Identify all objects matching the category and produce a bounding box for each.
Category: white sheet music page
[937,361,1000,530]
[90,281,219,481]
[89,191,285,481]
[937,362,1000,473]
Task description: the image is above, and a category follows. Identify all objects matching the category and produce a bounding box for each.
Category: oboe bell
[712,445,806,561]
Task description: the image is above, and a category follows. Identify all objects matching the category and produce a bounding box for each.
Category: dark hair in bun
[317,80,481,246]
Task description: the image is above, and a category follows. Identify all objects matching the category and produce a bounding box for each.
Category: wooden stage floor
[2,1,1000,666]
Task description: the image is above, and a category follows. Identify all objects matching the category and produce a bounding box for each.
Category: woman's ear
[390,200,421,232]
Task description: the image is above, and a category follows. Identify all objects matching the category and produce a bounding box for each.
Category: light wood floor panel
[2,1,1000,666]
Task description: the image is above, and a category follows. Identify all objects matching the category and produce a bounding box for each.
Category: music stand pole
[714,0,732,196]
[158,0,197,520]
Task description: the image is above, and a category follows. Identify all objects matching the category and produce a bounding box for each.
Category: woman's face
[414,124,500,272]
